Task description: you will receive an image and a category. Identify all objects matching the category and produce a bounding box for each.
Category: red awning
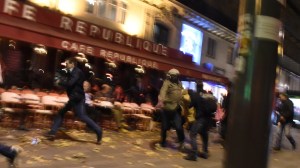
[0,13,229,84]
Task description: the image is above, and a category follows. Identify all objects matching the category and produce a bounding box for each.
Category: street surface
[0,125,299,168]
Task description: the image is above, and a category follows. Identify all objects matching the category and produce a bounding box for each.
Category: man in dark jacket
[273,93,296,150]
[44,57,102,144]
[184,81,211,161]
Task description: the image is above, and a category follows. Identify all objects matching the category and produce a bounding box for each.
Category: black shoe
[184,154,197,161]
[96,134,102,145]
[160,142,167,148]
[17,126,30,131]
[273,147,281,151]
[178,142,185,152]
[43,132,55,141]
[292,143,296,150]
[198,152,209,159]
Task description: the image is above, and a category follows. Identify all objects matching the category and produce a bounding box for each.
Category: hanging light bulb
[75,52,88,63]
[8,40,16,50]
[105,60,117,69]
[134,65,145,74]
[33,44,47,55]
[106,73,113,81]
[85,63,92,69]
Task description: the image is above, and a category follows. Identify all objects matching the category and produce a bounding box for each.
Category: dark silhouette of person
[44,57,102,144]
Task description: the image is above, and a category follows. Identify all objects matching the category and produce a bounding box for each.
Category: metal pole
[224,0,283,168]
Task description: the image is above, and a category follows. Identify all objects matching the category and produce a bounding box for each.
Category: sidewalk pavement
[0,125,299,168]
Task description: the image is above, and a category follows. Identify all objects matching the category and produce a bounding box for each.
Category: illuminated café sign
[2,0,168,56]
[61,40,159,69]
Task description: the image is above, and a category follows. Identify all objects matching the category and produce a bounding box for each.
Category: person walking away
[156,68,185,149]
[44,57,102,145]
[184,81,211,161]
[220,90,231,143]
[273,92,296,150]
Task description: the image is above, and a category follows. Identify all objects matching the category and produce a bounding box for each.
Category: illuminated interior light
[38,69,45,73]
[57,0,79,15]
[134,65,145,74]
[87,0,96,5]
[123,15,143,36]
[203,82,212,92]
[33,44,47,55]
[180,24,203,65]
[29,0,50,7]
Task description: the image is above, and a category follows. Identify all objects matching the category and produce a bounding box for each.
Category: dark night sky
[177,0,239,32]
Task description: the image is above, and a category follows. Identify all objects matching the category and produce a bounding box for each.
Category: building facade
[1,0,299,102]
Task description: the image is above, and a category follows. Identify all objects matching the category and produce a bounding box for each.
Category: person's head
[279,93,289,101]
[196,81,204,93]
[167,68,180,83]
[65,57,77,70]
[83,81,91,92]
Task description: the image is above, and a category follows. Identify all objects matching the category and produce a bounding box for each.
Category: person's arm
[59,69,80,87]
[158,80,169,102]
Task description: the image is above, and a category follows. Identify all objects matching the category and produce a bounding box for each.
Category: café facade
[0,0,230,92]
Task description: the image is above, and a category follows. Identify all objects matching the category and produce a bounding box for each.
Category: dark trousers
[49,99,102,139]
[85,104,101,131]
[220,119,227,140]
[160,108,185,144]
[189,118,209,154]
[85,104,100,124]
[0,144,15,159]
[274,122,296,148]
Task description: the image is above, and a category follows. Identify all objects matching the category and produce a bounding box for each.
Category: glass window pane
[107,0,117,21]
[86,1,94,13]
[154,23,169,45]
[98,0,106,17]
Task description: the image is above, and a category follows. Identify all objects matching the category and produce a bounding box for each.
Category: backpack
[202,94,217,117]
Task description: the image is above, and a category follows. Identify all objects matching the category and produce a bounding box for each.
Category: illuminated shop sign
[61,40,159,69]
[180,24,203,65]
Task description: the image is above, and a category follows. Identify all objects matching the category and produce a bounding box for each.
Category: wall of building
[201,32,236,81]
[26,0,235,83]
[277,68,300,91]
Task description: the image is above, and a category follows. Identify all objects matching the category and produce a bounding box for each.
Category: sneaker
[160,142,167,148]
[8,145,23,168]
[17,125,30,131]
[198,152,209,159]
[292,143,296,150]
[184,154,197,161]
[43,132,55,141]
[178,142,185,152]
[96,134,102,145]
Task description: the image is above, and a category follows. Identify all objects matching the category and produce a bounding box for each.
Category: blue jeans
[160,108,185,144]
[274,122,296,148]
[49,99,102,140]
[189,118,209,153]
